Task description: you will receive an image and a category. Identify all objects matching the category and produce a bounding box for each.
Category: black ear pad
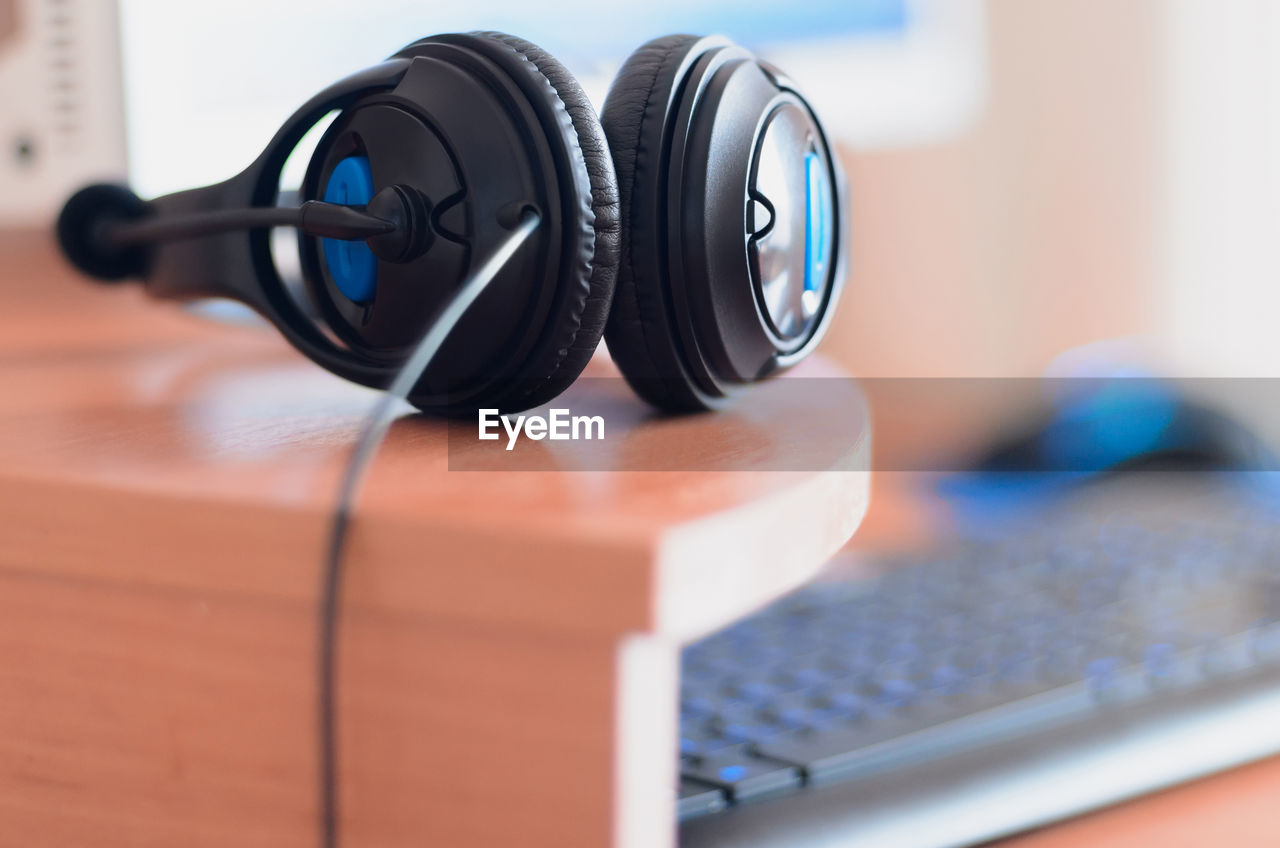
[602,35,847,413]
[462,31,620,411]
[600,34,706,412]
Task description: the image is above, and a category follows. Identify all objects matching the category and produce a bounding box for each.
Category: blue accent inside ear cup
[322,156,377,303]
[803,150,828,294]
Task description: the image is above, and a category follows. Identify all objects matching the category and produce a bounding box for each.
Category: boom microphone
[56,181,428,281]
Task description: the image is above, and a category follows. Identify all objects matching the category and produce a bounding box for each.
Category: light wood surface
[0,232,869,847]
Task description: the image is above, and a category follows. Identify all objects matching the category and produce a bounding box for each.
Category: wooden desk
[0,233,869,847]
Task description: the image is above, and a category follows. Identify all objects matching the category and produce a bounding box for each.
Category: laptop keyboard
[677,473,1280,821]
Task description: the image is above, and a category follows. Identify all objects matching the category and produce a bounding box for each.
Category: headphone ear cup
[603,35,846,413]
[599,35,710,411]
[464,31,621,410]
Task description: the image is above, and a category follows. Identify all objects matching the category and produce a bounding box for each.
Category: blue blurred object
[1037,374,1178,469]
[938,372,1279,526]
[672,0,908,44]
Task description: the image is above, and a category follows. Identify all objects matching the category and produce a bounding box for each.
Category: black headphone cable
[317,209,540,848]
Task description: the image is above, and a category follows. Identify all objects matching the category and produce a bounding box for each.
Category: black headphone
[56,31,846,415]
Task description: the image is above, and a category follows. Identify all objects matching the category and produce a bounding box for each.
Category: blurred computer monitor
[115,0,986,198]
[0,1,985,221]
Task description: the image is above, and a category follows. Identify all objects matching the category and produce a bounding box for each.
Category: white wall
[1162,0,1280,377]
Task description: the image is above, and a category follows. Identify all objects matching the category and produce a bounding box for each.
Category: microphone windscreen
[56,184,153,281]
